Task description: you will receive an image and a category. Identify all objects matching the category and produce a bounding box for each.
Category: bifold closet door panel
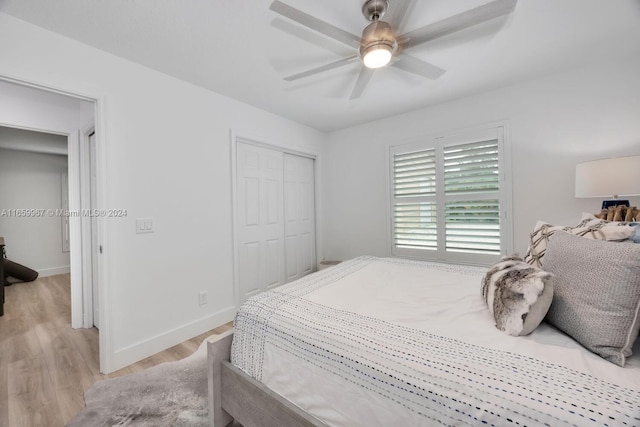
[284,154,316,282]
[236,142,286,302]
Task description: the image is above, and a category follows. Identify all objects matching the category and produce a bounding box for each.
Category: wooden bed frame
[206,329,329,427]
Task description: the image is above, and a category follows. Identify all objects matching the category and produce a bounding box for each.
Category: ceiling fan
[270,0,517,99]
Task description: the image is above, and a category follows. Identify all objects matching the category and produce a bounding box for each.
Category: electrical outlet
[198,291,208,306]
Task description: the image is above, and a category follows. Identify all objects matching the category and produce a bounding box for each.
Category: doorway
[0,127,70,280]
[0,77,104,369]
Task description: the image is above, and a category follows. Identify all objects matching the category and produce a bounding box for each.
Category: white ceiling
[1,0,639,132]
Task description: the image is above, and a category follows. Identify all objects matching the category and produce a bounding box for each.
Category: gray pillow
[543,232,640,366]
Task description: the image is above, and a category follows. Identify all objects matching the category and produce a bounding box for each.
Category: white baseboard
[108,306,236,373]
[38,266,71,277]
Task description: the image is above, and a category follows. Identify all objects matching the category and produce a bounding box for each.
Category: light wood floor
[0,274,232,426]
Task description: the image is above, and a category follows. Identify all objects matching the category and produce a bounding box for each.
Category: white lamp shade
[575,155,640,198]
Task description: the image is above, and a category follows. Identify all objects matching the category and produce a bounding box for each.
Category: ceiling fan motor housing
[359,20,398,59]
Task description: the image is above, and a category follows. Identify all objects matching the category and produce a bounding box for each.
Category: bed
[207,255,640,427]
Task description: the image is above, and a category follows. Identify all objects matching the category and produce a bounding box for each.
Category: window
[389,125,512,265]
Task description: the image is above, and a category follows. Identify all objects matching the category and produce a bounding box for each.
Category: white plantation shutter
[443,140,501,255]
[390,126,511,264]
[394,202,437,250]
[393,150,436,197]
[445,200,500,254]
[443,141,499,194]
[393,150,438,250]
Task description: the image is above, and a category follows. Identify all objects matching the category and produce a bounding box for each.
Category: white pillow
[579,212,640,243]
[524,220,636,267]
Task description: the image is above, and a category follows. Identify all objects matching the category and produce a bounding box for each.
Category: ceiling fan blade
[349,67,375,100]
[391,53,446,80]
[399,0,517,49]
[284,55,360,81]
[385,0,416,33]
[270,1,362,48]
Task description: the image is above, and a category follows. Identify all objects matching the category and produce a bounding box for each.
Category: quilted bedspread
[231,256,640,427]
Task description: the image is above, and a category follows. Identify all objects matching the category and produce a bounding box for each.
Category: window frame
[387,123,513,266]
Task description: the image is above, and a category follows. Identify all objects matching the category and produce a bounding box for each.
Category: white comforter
[231,256,640,427]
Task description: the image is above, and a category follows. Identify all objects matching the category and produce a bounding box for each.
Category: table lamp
[575,155,640,209]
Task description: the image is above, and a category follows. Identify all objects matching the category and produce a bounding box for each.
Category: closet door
[236,142,285,302]
[284,154,316,281]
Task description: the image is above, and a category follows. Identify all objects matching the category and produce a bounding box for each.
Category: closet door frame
[230,131,318,309]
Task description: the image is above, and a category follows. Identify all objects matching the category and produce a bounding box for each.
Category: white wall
[0,146,70,275]
[0,12,326,372]
[323,57,640,261]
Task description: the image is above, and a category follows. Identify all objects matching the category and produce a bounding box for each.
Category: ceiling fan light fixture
[362,44,393,68]
[360,20,397,69]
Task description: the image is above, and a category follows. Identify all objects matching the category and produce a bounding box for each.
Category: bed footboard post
[207,329,235,427]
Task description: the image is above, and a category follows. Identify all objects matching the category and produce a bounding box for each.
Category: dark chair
[1,237,5,316]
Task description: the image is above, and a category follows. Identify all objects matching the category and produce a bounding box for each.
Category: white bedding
[231,256,640,426]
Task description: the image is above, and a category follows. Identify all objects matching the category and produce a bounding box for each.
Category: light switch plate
[136,218,154,234]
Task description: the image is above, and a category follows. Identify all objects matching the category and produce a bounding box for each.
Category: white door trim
[232,132,317,160]
[79,122,95,329]
[68,128,83,329]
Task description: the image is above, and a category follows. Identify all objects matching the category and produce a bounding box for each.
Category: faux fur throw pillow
[481,255,554,336]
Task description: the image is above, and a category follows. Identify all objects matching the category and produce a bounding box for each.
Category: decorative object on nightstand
[575,155,640,209]
[593,205,639,222]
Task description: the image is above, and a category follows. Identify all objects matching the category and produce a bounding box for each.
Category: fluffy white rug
[67,339,210,427]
